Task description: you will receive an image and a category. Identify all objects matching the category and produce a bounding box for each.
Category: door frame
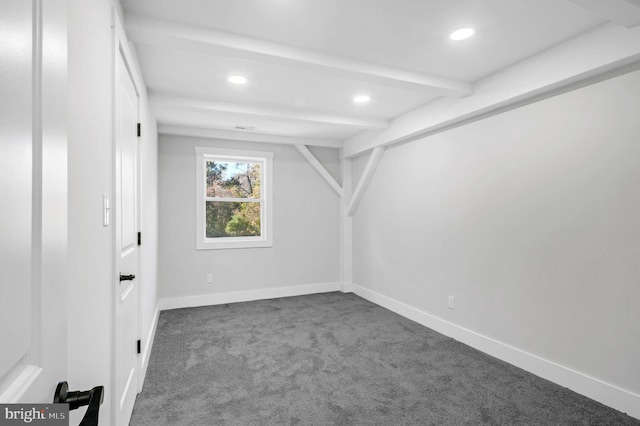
[112,9,142,425]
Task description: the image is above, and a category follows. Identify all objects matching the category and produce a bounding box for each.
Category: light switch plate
[103,194,110,227]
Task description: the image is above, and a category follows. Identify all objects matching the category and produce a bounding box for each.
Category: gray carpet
[130,292,639,425]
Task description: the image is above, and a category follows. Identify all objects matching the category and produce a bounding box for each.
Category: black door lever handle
[54,381,104,426]
[120,274,135,281]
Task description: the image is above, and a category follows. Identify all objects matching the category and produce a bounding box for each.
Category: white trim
[151,94,389,130]
[294,145,343,197]
[159,282,342,311]
[195,146,274,159]
[340,155,354,284]
[125,14,471,97]
[339,282,354,293]
[195,146,273,250]
[112,10,142,96]
[350,283,640,421]
[160,125,343,149]
[0,366,42,403]
[565,0,640,28]
[113,8,142,426]
[120,368,135,410]
[138,303,160,392]
[343,24,640,158]
[347,147,385,217]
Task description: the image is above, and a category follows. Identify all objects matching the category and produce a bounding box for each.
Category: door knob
[54,381,104,426]
[119,274,135,281]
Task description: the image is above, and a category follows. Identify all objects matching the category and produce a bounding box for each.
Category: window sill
[196,237,273,250]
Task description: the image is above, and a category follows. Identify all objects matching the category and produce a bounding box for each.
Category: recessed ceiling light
[353,95,370,103]
[450,28,475,41]
[228,75,247,84]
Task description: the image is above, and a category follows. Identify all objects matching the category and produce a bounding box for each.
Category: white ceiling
[121,0,640,148]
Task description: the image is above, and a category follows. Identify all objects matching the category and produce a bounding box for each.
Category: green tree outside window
[205,161,262,238]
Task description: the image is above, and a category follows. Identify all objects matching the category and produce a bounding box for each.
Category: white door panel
[114,42,139,426]
[0,0,33,384]
[0,0,67,404]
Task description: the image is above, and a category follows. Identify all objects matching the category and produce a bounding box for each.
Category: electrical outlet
[448,295,455,309]
[206,273,213,284]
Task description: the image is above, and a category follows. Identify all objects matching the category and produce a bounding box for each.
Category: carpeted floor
[130,292,639,425]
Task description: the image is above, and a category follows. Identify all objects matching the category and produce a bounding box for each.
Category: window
[195,147,273,250]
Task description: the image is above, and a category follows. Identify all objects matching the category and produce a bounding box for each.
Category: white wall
[68,2,117,423]
[158,136,341,302]
[68,1,158,424]
[308,145,342,185]
[352,70,640,412]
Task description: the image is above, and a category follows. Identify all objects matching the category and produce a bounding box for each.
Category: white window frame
[195,146,273,250]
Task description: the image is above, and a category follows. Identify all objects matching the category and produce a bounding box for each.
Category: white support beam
[158,124,344,148]
[344,23,640,158]
[347,147,385,217]
[149,94,389,130]
[125,15,472,97]
[565,0,640,28]
[340,152,354,286]
[294,145,343,197]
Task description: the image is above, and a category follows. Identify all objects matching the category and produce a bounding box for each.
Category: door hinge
[137,231,141,246]
[137,123,141,137]
[137,339,141,354]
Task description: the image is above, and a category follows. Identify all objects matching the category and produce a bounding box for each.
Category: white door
[0,0,68,404]
[114,46,139,426]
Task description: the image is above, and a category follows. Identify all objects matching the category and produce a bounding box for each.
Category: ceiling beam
[125,15,472,97]
[344,22,640,157]
[158,124,344,149]
[149,94,389,130]
[565,0,640,28]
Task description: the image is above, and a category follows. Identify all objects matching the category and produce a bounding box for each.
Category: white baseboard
[159,282,343,311]
[351,283,640,421]
[138,302,160,391]
[340,282,354,293]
